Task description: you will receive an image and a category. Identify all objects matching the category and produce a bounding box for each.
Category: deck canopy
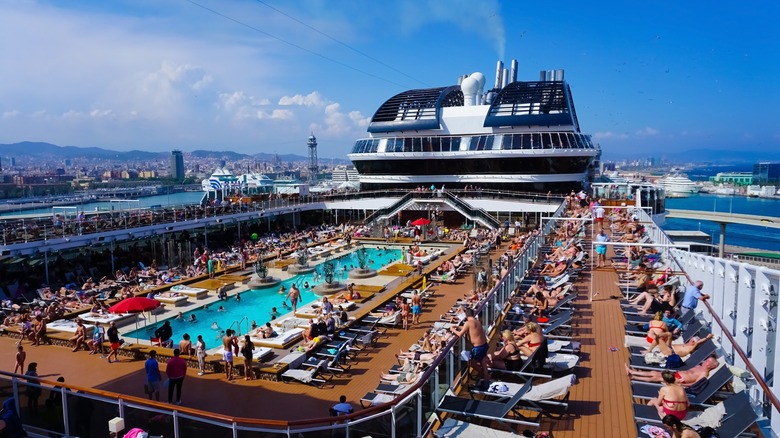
[368,86,463,133]
[484,81,580,129]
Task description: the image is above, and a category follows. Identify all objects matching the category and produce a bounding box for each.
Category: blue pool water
[124,247,401,346]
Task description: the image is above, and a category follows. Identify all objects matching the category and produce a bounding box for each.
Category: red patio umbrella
[109,297,160,314]
[108,297,161,344]
[410,218,431,226]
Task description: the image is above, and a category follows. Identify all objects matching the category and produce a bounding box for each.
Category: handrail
[637,204,780,417]
[670,252,780,415]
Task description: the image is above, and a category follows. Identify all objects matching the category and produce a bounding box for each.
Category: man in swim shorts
[222,329,237,380]
[411,290,423,325]
[594,229,609,267]
[450,307,490,385]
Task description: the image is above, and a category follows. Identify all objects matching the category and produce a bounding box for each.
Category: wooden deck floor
[0,242,641,437]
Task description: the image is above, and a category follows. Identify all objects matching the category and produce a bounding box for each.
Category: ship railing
[632,208,779,436]
[0,188,561,247]
[0,200,565,438]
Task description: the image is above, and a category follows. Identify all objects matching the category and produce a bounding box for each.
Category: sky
[1,0,779,160]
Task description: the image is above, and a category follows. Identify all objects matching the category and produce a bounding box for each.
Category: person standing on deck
[594,202,606,232]
[449,307,490,386]
[680,281,709,317]
[595,230,609,268]
[411,290,423,325]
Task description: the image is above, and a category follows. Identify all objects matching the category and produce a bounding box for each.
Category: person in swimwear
[645,312,672,346]
[487,330,525,371]
[626,356,719,387]
[643,333,715,357]
[661,414,702,438]
[450,307,490,384]
[648,370,689,420]
[515,322,544,357]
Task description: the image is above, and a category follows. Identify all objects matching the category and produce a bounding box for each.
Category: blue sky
[1,0,778,160]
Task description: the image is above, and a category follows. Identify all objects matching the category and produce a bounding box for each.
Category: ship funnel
[548,70,555,81]
[539,70,547,81]
[494,60,504,89]
[502,68,509,88]
[510,59,518,83]
[555,69,564,81]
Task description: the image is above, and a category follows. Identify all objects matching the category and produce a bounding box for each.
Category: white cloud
[256,109,294,120]
[635,127,660,136]
[2,110,19,119]
[593,131,629,140]
[279,92,326,107]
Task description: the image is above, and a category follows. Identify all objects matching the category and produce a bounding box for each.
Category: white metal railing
[633,207,779,437]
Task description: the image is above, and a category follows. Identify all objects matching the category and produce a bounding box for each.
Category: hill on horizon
[0,141,348,164]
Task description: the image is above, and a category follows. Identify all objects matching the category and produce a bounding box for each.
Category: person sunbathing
[257,322,275,339]
[540,260,567,278]
[626,356,720,387]
[487,330,524,371]
[529,292,549,317]
[644,333,715,357]
[380,366,426,385]
[644,312,673,347]
[648,370,689,420]
[515,322,545,356]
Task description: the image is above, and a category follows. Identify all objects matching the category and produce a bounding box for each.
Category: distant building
[170,150,185,181]
[139,170,157,179]
[712,172,752,186]
[753,162,780,185]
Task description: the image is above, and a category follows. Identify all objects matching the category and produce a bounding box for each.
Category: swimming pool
[124,246,401,347]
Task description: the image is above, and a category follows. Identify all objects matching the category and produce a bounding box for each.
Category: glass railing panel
[176,412,238,436]
[60,391,120,437]
[346,410,394,437]
[119,404,176,437]
[236,427,290,437]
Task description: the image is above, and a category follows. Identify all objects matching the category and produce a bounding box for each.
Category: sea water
[124,247,401,344]
[663,193,780,252]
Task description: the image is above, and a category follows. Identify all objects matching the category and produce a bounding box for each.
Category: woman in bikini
[530,292,549,317]
[487,330,525,371]
[516,322,544,357]
[646,312,672,346]
[661,414,702,438]
[649,370,689,420]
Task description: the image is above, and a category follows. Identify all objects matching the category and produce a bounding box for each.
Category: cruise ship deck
[1,198,777,437]
[0,241,643,436]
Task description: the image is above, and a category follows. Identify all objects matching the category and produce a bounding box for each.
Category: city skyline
[1,1,778,159]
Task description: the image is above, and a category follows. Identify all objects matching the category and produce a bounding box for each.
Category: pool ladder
[228,316,249,336]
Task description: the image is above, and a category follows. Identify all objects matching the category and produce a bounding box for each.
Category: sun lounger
[627,320,705,356]
[46,319,95,336]
[362,312,403,329]
[436,379,539,428]
[154,294,189,307]
[214,346,273,362]
[434,418,521,438]
[429,270,457,284]
[296,301,356,318]
[628,339,717,371]
[170,285,209,299]
[80,312,136,327]
[281,359,333,388]
[471,374,576,418]
[251,327,303,349]
[634,391,756,436]
[631,365,733,409]
[273,317,310,330]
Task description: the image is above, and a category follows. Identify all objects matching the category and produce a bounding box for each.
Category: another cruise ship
[348,60,601,192]
[658,174,698,198]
